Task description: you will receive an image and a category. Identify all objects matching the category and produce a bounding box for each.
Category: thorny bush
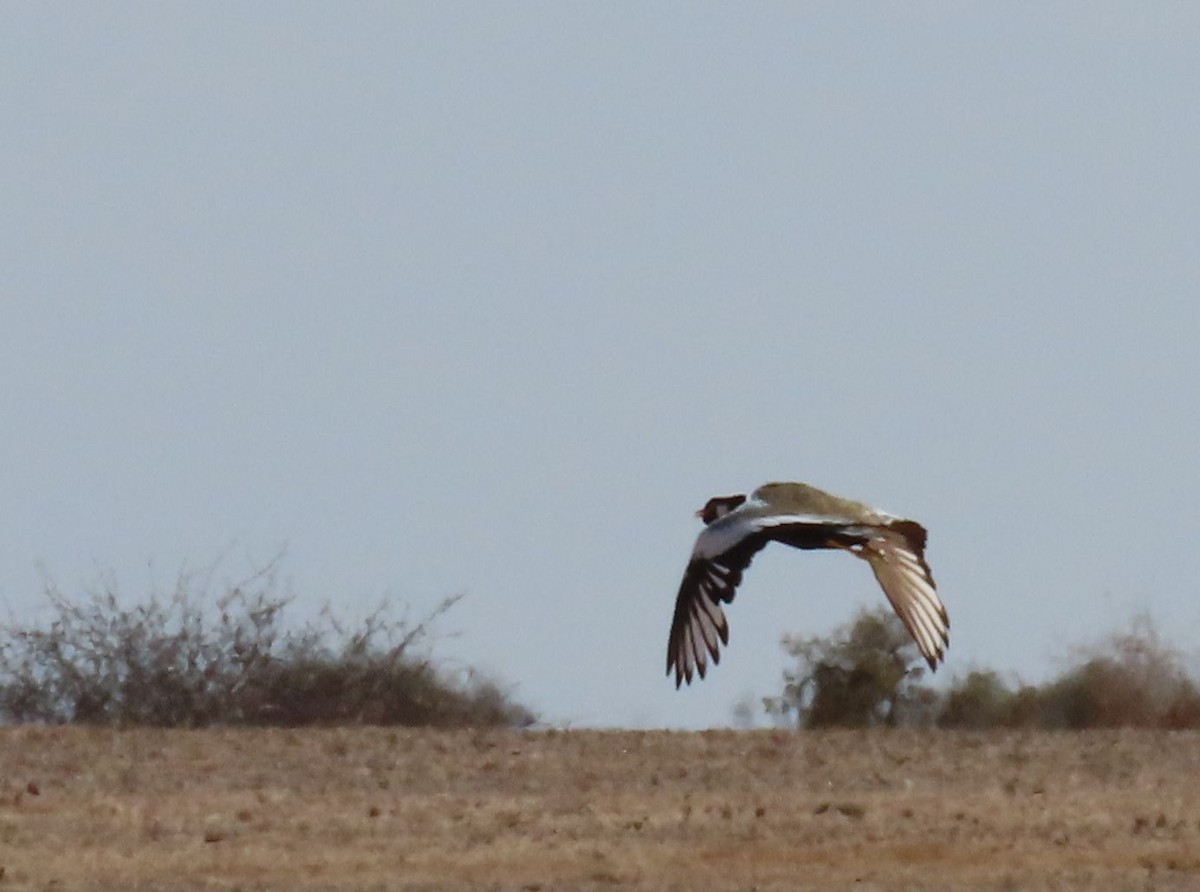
[0,557,533,728]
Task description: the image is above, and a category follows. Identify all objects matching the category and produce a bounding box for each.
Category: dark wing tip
[665,529,768,689]
[888,519,929,554]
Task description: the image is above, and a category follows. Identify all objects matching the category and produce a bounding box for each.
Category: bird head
[696,494,747,525]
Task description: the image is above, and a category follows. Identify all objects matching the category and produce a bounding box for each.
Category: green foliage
[0,557,534,729]
[766,608,934,728]
[937,670,1021,729]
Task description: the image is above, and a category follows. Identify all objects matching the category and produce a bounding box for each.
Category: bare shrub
[0,557,534,728]
[767,608,934,729]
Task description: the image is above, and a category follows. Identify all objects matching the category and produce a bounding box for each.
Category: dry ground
[0,727,1198,891]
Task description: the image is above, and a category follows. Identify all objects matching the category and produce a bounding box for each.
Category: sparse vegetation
[0,556,534,728]
[939,615,1200,730]
[936,669,1024,729]
[766,608,934,728]
[773,608,1200,731]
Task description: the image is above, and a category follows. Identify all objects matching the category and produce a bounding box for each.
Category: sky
[3,5,1199,729]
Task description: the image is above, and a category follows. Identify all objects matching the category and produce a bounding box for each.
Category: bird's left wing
[666,526,767,687]
[665,513,841,688]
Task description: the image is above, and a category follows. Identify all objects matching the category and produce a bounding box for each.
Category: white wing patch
[690,515,759,561]
[755,512,864,528]
[693,511,851,560]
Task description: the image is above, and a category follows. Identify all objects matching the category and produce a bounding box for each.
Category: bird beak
[694,508,705,518]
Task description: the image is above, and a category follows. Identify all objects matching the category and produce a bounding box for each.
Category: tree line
[3,556,1191,731]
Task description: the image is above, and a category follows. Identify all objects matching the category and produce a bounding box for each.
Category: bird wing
[857,521,950,671]
[666,512,851,688]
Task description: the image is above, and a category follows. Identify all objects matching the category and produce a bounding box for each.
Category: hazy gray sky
[3,6,1199,728]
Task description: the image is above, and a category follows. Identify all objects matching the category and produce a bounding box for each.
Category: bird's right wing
[858,521,950,670]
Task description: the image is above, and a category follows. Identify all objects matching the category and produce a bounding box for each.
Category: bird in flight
[666,481,949,688]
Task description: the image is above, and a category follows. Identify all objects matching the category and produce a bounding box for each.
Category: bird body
[667,481,949,688]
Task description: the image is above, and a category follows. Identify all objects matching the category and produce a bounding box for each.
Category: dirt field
[1,726,1198,890]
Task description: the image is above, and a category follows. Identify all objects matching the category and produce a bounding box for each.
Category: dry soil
[1,726,1198,890]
